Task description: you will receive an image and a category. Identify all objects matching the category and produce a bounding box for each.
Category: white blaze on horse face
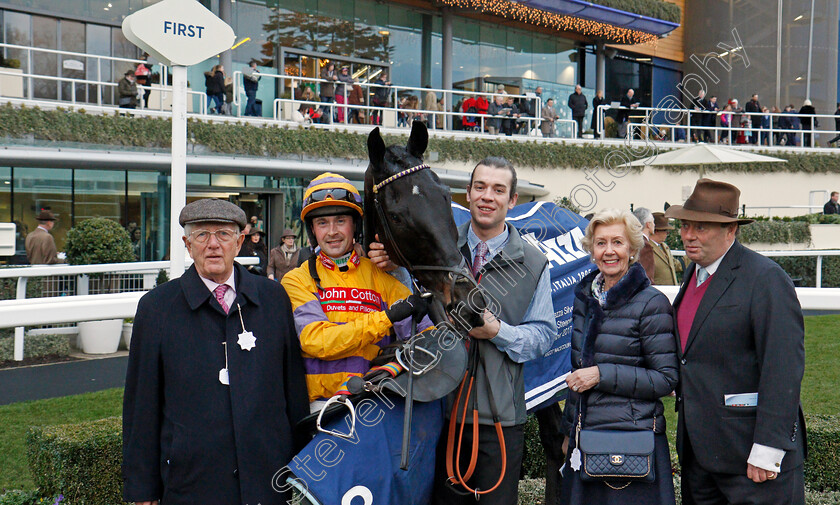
[412,185,420,195]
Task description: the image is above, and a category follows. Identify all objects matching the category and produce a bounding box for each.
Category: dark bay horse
[364,121,485,330]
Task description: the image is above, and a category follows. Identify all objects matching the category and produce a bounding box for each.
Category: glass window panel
[4,11,30,99]
[354,0,390,62]
[187,173,211,186]
[0,167,10,222]
[452,19,479,91]
[32,16,58,100]
[506,31,532,82]
[245,175,273,188]
[13,167,72,251]
[86,24,112,106]
[479,23,507,81]
[74,169,125,224]
[530,35,557,85]
[318,0,356,56]
[387,5,422,88]
[557,49,576,86]
[128,171,169,262]
[111,28,138,105]
[233,1,274,66]
[211,174,245,187]
[60,20,86,103]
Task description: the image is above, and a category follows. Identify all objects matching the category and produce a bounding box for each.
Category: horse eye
[389,212,401,223]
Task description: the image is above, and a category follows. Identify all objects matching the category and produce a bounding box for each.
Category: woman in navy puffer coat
[560,208,679,505]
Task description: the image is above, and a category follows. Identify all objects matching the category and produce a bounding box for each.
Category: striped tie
[214,284,230,314]
[472,241,489,277]
[696,267,710,287]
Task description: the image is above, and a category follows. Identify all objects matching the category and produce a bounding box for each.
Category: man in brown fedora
[650,212,679,285]
[25,209,64,265]
[665,179,805,505]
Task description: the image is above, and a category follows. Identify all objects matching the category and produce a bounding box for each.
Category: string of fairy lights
[437,0,660,45]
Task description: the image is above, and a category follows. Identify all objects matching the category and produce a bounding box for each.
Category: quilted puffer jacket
[562,262,679,436]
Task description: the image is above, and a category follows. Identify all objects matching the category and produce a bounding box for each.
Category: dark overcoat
[122,263,309,505]
[673,240,806,475]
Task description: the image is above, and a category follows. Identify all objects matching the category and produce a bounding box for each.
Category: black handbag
[575,407,656,488]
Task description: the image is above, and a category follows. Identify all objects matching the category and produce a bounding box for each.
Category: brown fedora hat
[36,209,56,221]
[652,212,674,231]
[664,178,754,224]
[281,228,296,238]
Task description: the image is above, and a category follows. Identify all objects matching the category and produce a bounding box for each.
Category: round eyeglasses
[189,229,239,244]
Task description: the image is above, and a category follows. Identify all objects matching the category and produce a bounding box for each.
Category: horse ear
[407,121,428,159]
[367,127,386,169]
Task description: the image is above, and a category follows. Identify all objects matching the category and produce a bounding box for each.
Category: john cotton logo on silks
[318,287,384,314]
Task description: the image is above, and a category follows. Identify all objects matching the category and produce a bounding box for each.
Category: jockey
[281,172,432,412]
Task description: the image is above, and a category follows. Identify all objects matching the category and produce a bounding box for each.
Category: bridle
[371,163,478,301]
[372,162,506,497]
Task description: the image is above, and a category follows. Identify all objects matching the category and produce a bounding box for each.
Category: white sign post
[122,0,235,278]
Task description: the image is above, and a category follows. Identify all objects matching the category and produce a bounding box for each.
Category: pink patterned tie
[214,284,230,314]
[472,242,489,277]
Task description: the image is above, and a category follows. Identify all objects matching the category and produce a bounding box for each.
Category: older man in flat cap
[666,179,806,505]
[25,209,64,265]
[122,198,309,505]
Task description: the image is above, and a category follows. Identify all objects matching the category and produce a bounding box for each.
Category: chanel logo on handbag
[610,455,624,466]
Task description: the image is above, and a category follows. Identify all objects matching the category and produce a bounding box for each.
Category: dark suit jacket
[673,240,806,475]
[122,264,309,505]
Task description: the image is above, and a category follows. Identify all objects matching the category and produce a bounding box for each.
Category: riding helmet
[300,172,363,245]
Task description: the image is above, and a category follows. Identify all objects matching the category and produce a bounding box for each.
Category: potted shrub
[65,218,135,354]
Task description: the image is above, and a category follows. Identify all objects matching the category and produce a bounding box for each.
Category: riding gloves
[385,293,430,323]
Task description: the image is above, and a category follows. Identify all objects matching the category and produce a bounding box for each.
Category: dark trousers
[244,89,258,116]
[573,115,584,137]
[681,434,805,505]
[433,423,524,505]
[208,93,224,114]
[319,96,334,123]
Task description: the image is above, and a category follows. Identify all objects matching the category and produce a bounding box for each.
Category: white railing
[654,285,840,310]
[0,257,258,360]
[671,249,840,288]
[743,205,827,217]
[595,104,838,148]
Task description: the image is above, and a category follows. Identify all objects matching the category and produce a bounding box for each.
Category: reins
[372,162,506,497]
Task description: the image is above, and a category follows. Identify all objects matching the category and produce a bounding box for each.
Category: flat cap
[179,199,247,230]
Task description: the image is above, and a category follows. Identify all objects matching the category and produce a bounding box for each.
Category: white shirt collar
[199,269,236,295]
[700,240,735,277]
[37,225,50,232]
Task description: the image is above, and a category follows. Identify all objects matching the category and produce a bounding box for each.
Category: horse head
[364,121,485,332]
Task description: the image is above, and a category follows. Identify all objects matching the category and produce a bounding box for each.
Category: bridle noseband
[371,163,479,298]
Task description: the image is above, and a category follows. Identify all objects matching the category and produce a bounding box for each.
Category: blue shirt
[467,225,555,363]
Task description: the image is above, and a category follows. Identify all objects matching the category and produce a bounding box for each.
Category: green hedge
[589,0,681,24]
[26,417,124,505]
[805,415,840,492]
[0,334,69,363]
[3,105,840,174]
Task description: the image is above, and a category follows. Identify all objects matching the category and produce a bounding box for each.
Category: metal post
[170,65,188,279]
[816,255,823,288]
[596,40,606,95]
[27,49,32,100]
[97,58,102,106]
[806,0,815,101]
[442,7,453,131]
[13,277,27,361]
[219,0,233,79]
[776,0,783,108]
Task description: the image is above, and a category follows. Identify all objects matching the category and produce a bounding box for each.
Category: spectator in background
[132,228,143,260]
[243,60,261,117]
[632,207,656,283]
[786,105,801,146]
[502,95,523,135]
[118,70,138,109]
[401,95,423,126]
[334,66,354,123]
[319,62,338,123]
[348,84,366,124]
[799,99,817,147]
[591,89,607,134]
[487,94,506,135]
[824,191,840,215]
[771,106,783,145]
[568,84,588,138]
[827,103,840,146]
[650,212,679,285]
[370,72,391,126]
[744,93,761,144]
[241,228,267,276]
[760,106,771,146]
[423,87,441,129]
[540,98,559,138]
[720,103,733,144]
[204,64,225,114]
[135,55,152,108]
[705,95,720,142]
[268,229,300,281]
[223,76,234,115]
[616,88,639,137]
[25,209,64,265]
